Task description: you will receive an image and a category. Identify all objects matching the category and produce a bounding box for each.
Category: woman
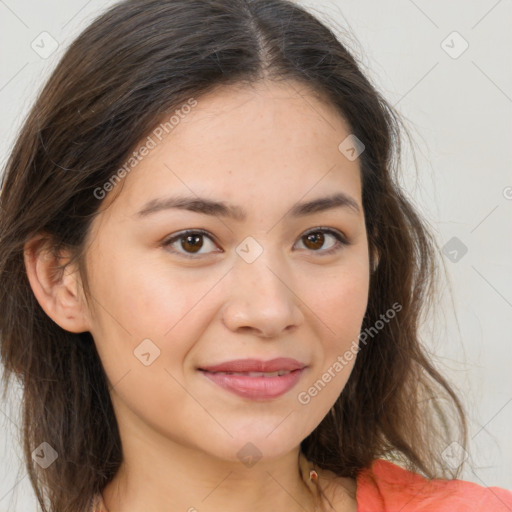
[1,0,511,511]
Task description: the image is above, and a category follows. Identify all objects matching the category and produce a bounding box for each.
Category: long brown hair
[0,0,468,510]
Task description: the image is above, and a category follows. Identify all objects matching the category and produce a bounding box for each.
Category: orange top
[90,459,512,511]
[356,459,512,511]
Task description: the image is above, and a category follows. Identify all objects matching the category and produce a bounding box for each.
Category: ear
[372,251,380,272]
[371,247,380,274]
[370,225,380,273]
[23,234,91,333]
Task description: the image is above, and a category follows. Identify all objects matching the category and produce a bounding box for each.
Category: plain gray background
[1,0,511,510]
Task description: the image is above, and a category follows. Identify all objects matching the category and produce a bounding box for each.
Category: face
[80,79,370,463]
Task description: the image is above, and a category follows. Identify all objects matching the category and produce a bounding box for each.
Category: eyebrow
[135,192,361,221]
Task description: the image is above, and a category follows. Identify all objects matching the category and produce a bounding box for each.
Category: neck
[101,432,319,512]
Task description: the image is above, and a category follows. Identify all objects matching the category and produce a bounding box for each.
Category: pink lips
[198,358,307,400]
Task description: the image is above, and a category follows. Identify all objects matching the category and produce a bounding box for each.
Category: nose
[221,250,304,338]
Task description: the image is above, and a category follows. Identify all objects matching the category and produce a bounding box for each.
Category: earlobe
[371,249,380,273]
[370,227,380,273]
[23,235,90,334]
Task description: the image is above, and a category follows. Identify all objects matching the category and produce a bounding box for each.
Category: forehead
[97,79,362,221]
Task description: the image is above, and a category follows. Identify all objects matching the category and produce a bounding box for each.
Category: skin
[24,79,370,512]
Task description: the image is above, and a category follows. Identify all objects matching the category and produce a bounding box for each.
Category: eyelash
[162,227,350,259]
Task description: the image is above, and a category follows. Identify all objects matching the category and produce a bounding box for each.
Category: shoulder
[355,458,512,512]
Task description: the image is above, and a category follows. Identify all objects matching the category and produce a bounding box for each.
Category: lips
[198,358,307,400]
[199,357,306,373]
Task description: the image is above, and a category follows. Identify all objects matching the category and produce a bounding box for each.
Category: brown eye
[163,230,220,258]
[295,228,349,255]
[163,227,349,260]
[181,234,203,253]
[303,231,326,250]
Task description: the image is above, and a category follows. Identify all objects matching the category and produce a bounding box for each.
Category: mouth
[198,357,306,373]
[202,369,296,377]
[198,359,307,400]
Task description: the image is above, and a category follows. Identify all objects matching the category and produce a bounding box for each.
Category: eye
[162,227,350,259]
[294,227,350,256]
[162,229,221,259]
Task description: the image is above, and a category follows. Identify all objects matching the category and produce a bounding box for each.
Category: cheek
[297,270,368,412]
[310,264,369,337]
[92,259,223,385]
[100,256,208,337]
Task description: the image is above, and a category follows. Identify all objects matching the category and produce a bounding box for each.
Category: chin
[195,421,310,464]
